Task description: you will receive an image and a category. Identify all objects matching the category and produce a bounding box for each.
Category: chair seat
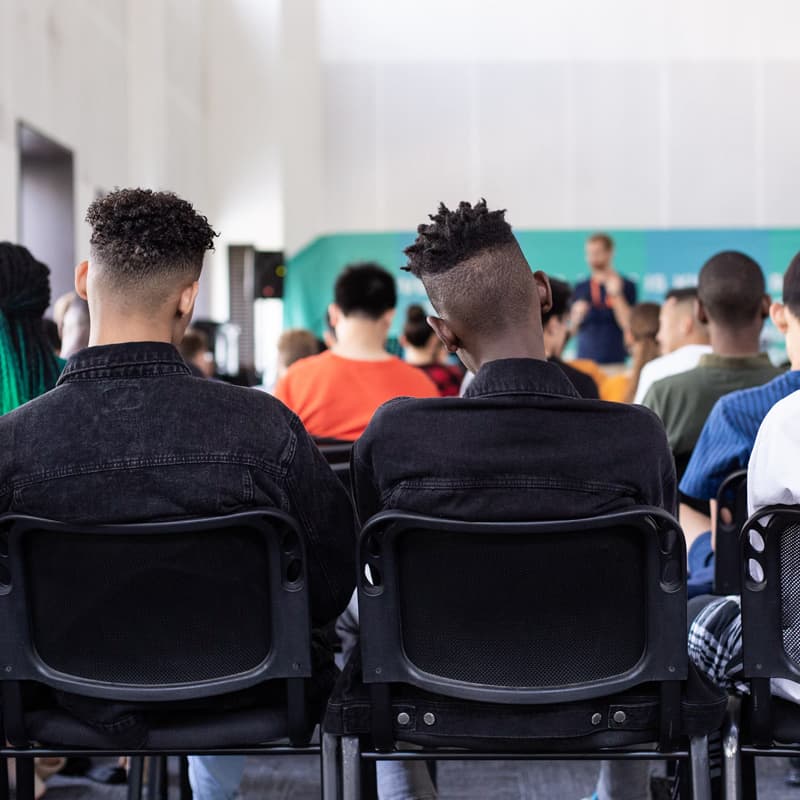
[25,705,294,750]
[325,655,726,752]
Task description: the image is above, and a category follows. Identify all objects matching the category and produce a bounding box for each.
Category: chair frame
[723,505,800,799]
[0,510,335,800]
[331,508,713,800]
[713,470,749,596]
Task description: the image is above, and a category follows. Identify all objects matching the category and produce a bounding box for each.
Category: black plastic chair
[713,470,749,596]
[325,508,723,799]
[0,510,335,800]
[724,505,800,798]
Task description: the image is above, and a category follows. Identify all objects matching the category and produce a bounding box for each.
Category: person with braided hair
[0,243,64,414]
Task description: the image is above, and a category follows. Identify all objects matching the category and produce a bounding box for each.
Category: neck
[469,330,547,372]
[708,322,763,358]
[404,345,435,365]
[88,305,176,347]
[332,320,390,361]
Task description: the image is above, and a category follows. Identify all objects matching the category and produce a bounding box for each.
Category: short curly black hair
[86,188,217,287]
[403,199,515,277]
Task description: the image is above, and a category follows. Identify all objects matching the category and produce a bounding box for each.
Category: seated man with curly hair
[0,188,355,800]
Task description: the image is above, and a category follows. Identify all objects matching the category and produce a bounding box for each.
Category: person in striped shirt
[679,253,800,596]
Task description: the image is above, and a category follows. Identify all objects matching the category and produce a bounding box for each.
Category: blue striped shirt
[680,370,800,501]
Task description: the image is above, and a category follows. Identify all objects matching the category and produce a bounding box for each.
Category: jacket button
[423,712,436,726]
[613,711,627,724]
[396,712,410,726]
[591,713,602,726]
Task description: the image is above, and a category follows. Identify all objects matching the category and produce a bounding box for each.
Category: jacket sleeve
[284,417,357,626]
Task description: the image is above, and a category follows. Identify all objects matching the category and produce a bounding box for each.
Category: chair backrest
[740,505,800,742]
[0,510,312,703]
[713,469,749,595]
[357,508,688,706]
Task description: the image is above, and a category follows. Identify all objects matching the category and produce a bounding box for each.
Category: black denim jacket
[0,342,356,626]
[352,358,677,525]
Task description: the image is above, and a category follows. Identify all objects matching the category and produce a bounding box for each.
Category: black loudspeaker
[254,251,286,299]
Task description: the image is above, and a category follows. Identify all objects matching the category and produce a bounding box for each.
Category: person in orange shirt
[274,263,438,440]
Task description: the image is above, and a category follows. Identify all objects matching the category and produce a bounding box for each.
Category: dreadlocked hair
[0,243,63,414]
[403,199,516,277]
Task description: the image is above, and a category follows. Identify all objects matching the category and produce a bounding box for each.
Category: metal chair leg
[689,735,712,800]
[722,700,742,800]
[341,736,361,800]
[15,757,35,800]
[321,732,340,800]
[0,757,8,800]
[128,756,145,800]
[741,752,757,798]
[178,755,193,800]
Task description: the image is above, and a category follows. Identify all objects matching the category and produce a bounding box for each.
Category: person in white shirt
[633,288,711,404]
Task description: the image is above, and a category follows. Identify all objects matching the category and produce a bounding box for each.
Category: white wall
[317,0,800,232]
[0,0,215,312]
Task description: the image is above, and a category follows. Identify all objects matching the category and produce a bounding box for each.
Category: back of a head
[86,188,217,308]
[629,302,661,342]
[0,242,63,413]
[178,327,210,362]
[542,279,573,325]
[403,199,532,335]
[334,262,396,320]
[403,304,435,348]
[277,329,320,368]
[783,253,800,319]
[697,251,766,329]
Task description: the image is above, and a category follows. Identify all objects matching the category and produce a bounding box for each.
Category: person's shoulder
[761,388,800,429]
[650,366,701,395]
[385,358,440,394]
[283,350,332,379]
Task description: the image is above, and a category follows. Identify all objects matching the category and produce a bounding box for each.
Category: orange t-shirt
[599,372,632,403]
[274,351,439,441]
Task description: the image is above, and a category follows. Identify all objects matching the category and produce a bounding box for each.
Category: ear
[760,294,771,319]
[532,270,553,315]
[74,261,89,299]
[328,303,341,328]
[695,298,709,325]
[770,301,789,334]
[427,315,461,354]
[177,281,200,319]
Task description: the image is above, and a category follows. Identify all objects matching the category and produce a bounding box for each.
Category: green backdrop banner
[283,229,800,342]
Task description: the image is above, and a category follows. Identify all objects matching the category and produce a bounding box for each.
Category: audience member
[600,302,660,403]
[633,288,710,404]
[642,251,783,479]
[0,243,64,414]
[688,388,800,708]
[0,188,356,800]
[570,233,637,365]
[274,263,437,440]
[676,255,800,593]
[277,328,320,378]
[59,295,91,358]
[541,278,599,398]
[178,327,215,377]
[344,200,675,800]
[400,304,464,396]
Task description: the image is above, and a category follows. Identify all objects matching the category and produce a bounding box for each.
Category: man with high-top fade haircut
[347,200,676,800]
[0,188,355,800]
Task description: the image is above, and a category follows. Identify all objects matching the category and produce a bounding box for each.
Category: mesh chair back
[0,511,311,702]
[358,508,687,705]
[713,470,748,595]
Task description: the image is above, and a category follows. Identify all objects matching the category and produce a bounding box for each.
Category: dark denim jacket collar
[57,342,191,385]
[464,357,581,400]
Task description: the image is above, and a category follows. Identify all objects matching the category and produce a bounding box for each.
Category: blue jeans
[188,756,246,800]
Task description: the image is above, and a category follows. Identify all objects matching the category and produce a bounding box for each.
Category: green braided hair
[0,243,64,414]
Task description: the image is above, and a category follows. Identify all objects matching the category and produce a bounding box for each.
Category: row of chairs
[0,507,724,799]
[0,492,796,797]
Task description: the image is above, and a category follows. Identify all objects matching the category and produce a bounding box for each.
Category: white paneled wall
[318,0,800,232]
